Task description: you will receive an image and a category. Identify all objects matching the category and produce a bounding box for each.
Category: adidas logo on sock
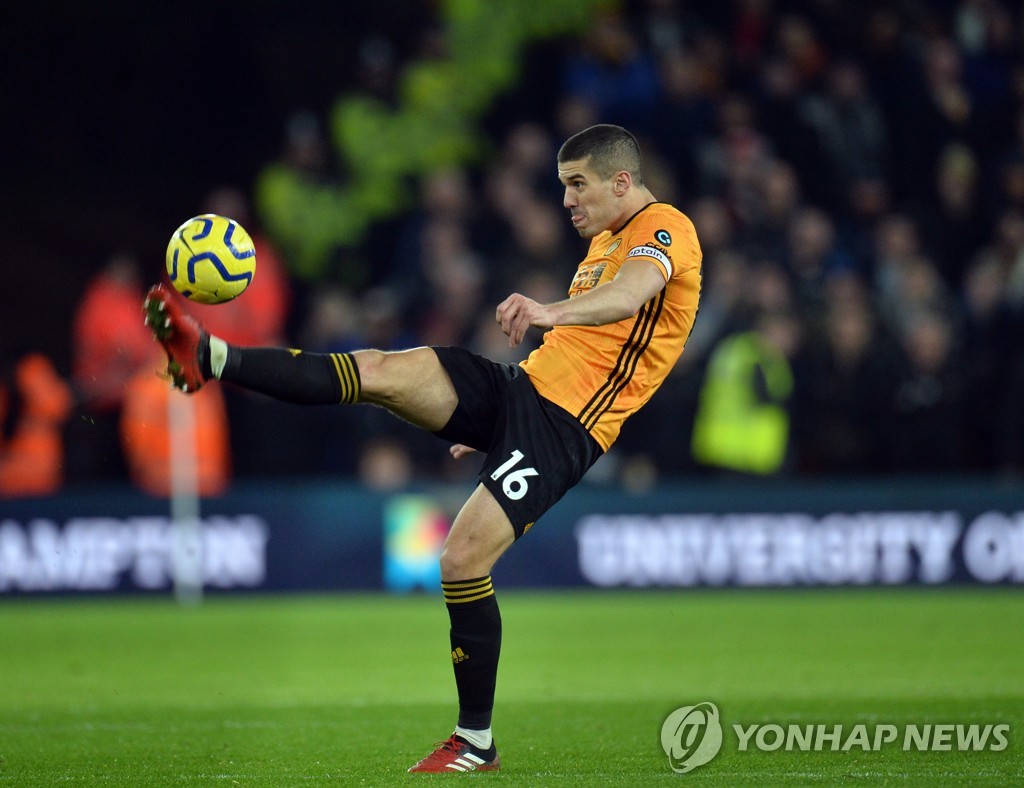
[451,647,469,664]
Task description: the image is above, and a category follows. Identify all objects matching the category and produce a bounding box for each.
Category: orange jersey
[521,202,702,451]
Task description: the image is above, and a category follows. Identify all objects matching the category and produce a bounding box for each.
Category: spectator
[787,207,856,315]
[357,436,414,492]
[679,248,751,365]
[298,286,365,353]
[0,353,73,497]
[488,199,579,304]
[992,150,1024,217]
[890,311,964,473]
[414,219,487,347]
[836,173,892,277]
[978,209,1024,307]
[119,371,231,497]
[794,298,897,475]
[69,250,160,481]
[737,158,802,264]
[390,165,479,309]
[773,14,829,88]
[551,94,601,142]
[959,256,1021,471]
[685,195,735,259]
[754,56,826,202]
[691,308,802,475]
[917,143,987,289]
[695,94,773,214]
[561,8,661,131]
[956,0,1017,151]
[632,0,707,58]
[860,9,929,202]
[648,48,717,191]
[730,0,773,78]
[255,110,347,285]
[497,123,562,204]
[903,37,979,203]
[870,213,925,325]
[797,58,889,212]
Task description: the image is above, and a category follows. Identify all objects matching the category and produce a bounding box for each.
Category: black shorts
[432,346,603,539]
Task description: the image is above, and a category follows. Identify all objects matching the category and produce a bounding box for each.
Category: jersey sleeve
[622,209,701,282]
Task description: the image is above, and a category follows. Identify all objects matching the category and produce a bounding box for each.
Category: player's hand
[496,293,550,347]
[450,444,477,460]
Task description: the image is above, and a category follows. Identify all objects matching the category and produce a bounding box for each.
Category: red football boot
[142,283,208,393]
[408,734,500,773]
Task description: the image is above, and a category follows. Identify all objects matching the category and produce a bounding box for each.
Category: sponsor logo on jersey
[605,238,622,255]
[571,262,607,291]
[655,229,673,246]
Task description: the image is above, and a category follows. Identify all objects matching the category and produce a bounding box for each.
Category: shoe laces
[420,734,464,765]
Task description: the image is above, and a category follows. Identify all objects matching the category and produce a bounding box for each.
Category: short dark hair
[557,124,643,184]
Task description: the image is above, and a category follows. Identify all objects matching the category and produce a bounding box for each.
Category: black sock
[197,333,212,380]
[219,347,360,404]
[443,576,501,732]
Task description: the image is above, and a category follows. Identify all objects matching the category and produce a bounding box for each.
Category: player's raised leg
[409,484,514,773]
[143,283,458,430]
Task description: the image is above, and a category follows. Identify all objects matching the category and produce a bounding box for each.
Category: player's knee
[439,544,465,579]
[353,349,401,403]
[354,348,429,403]
[439,542,486,581]
[352,348,383,384]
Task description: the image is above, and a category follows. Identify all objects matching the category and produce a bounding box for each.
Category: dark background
[5,0,1022,485]
[0,1,436,369]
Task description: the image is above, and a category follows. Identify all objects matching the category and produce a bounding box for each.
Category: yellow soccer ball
[165,214,256,304]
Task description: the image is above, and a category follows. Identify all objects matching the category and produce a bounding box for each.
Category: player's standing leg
[408,484,514,773]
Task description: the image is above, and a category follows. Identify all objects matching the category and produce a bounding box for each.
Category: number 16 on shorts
[490,450,538,501]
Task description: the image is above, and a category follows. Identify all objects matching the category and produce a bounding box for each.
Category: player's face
[558,158,621,239]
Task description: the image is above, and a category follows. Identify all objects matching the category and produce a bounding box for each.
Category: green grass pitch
[1,589,1021,785]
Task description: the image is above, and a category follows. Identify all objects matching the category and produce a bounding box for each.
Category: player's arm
[496,258,667,347]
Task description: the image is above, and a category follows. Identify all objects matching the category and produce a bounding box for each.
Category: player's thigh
[353,347,458,431]
[441,484,516,581]
[478,374,603,540]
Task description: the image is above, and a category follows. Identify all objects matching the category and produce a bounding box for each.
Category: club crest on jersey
[655,229,672,246]
[605,238,622,255]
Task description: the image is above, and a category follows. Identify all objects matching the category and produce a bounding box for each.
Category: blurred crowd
[5,0,1024,497]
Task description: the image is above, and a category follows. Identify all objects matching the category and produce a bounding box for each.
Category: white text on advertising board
[0,516,269,591]
[576,511,1024,586]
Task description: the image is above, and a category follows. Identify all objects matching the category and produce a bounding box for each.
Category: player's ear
[612,170,631,196]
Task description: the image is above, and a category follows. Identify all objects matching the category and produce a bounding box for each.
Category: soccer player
[144,124,702,772]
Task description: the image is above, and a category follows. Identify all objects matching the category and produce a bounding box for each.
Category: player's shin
[217,346,361,405]
[443,576,501,744]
